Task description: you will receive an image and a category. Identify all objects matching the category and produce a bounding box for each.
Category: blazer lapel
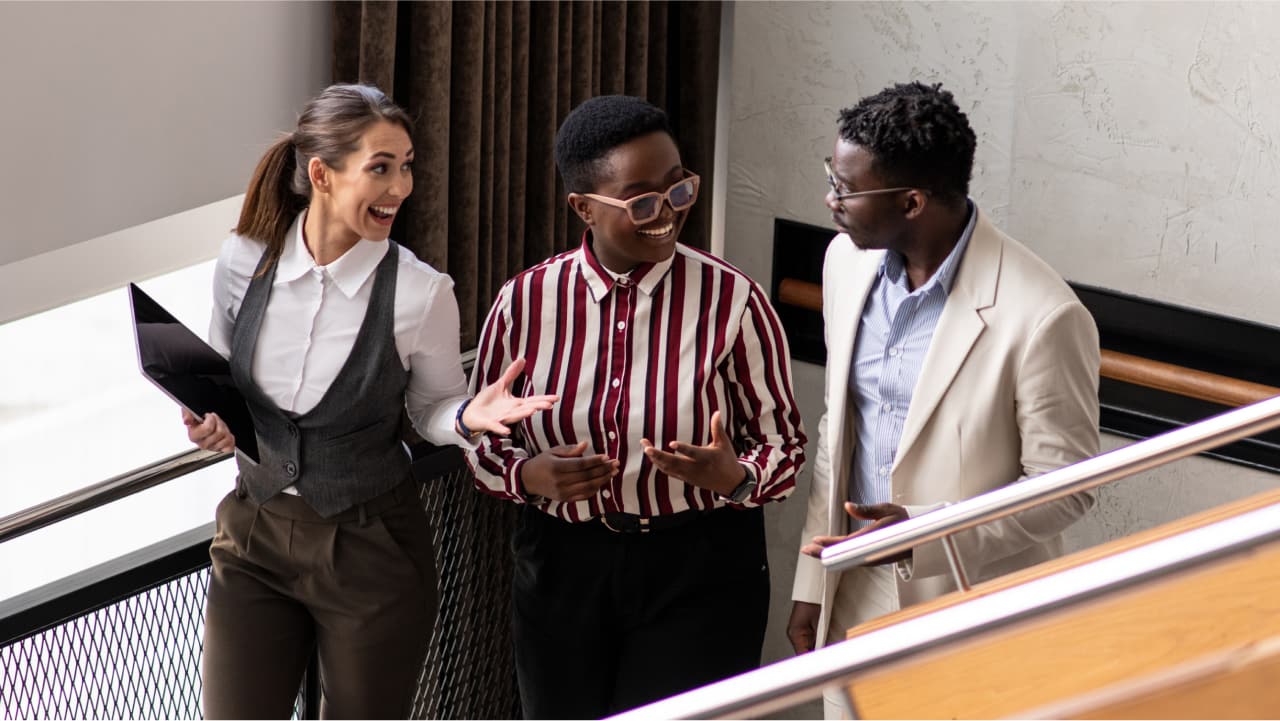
[826,248,881,420]
[894,213,1003,466]
[825,238,882,527]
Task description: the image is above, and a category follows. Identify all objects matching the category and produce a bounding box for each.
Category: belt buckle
[600,514,650,534]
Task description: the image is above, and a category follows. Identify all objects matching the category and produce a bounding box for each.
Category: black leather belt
[597,507,710,534]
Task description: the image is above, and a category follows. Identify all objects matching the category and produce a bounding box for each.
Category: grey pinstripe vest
[230,242,412,518]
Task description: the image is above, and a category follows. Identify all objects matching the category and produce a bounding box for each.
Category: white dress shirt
[209,211,470,451]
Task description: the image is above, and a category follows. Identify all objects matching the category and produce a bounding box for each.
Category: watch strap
[725,465,757,503]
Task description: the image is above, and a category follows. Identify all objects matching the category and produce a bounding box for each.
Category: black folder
[128,283,259,463]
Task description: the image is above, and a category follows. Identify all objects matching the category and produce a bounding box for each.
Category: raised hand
[801,501,910,564]
[640,410,747,497]
[182,408,235,454]
[464,358,559,436]
[520,441,619,502]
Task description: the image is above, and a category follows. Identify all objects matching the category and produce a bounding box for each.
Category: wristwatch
[723,466,757,504]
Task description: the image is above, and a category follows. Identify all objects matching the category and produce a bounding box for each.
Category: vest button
[287,425,297,437]
[284,461,297,477]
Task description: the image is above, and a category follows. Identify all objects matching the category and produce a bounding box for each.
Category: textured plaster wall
[1063,433,1278,553]
[726,1,1280,326]
[1010,2,1280,323]
[730,3,1280,708]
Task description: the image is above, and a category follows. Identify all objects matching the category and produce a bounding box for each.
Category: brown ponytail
[234,84,413,272]
[235,134,307,267]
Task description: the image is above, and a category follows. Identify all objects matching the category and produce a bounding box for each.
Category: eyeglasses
[824,158,914,201]
[582,170,701,225]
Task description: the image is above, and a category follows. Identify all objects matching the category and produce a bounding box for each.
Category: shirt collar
[274,208,389,299]
[273,212,313,284]
[880,199,977,296]
[575,230,677,302]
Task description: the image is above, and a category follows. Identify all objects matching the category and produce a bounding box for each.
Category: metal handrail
[0,350,482,547]
[610,502,1280,720]
[0,448,231,544]
[821,393,1280,572]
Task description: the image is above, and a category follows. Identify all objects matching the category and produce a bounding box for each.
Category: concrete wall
[724,1,1280,326]
[0,1,331,320]
[1064,433,1279,553]
[726,3,1280,713]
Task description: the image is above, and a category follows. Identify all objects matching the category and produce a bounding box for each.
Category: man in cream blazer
[788,84,1100,713]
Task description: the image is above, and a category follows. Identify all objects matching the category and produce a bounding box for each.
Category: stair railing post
[942,534,972,592]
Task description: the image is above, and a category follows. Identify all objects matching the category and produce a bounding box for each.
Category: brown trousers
[202,481,437,719]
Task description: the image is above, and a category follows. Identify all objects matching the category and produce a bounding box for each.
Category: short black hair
[554,95,674,194]
[838,82,976,204]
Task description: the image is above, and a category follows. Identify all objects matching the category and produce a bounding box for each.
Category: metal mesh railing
[1,571,214,719]
[412,462,521,720]
[1,454,520,720]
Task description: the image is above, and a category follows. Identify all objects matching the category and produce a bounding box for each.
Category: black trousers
[512,505,771,720]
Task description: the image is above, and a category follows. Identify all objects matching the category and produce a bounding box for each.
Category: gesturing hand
[520,442,619,502]
[640,410,747,497]
[182,408,235,454]
[800,501,911,564]
[465,358,559,436]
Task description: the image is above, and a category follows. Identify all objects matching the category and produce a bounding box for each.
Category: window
[0,261,233,602]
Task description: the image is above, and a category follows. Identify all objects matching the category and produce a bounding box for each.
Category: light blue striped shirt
[848,202,977,508]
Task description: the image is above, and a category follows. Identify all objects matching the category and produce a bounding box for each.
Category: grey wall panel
[0,1,330,266]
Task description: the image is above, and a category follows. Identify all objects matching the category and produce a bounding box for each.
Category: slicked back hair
[554,95,674,194]
[236,84,412,273]
[838,82,976,205]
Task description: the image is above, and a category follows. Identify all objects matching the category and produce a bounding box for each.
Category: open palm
[464,358,558,435]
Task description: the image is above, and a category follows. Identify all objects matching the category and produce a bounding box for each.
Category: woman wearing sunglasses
[464,94,807,719]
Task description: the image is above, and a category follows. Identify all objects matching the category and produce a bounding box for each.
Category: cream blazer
[792,210,1101,647]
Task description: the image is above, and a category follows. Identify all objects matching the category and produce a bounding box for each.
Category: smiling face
[826,138,912,252]
[568,131,691,274]
[312,120,414,246]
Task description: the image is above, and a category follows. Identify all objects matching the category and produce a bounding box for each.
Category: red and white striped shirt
[466,235,807,522]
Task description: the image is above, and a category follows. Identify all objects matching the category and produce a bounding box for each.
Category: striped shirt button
[611,378,621,388]
[607,431,616,440]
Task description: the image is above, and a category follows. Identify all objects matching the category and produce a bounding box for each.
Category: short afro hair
[838,82,976,204]
[554,95,674,194]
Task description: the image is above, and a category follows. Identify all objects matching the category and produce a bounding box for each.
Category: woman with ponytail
[182,83,555,718]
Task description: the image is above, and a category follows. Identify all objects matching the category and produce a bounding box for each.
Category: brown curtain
[333,1,722,348]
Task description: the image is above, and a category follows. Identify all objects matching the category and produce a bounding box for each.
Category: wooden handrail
[844,534,1280,718]
[844,485,1280,640]
[1019,636,1280,719]
[776,278,1280,407]
[777,277,824,314]
[1102,349,1278,407]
